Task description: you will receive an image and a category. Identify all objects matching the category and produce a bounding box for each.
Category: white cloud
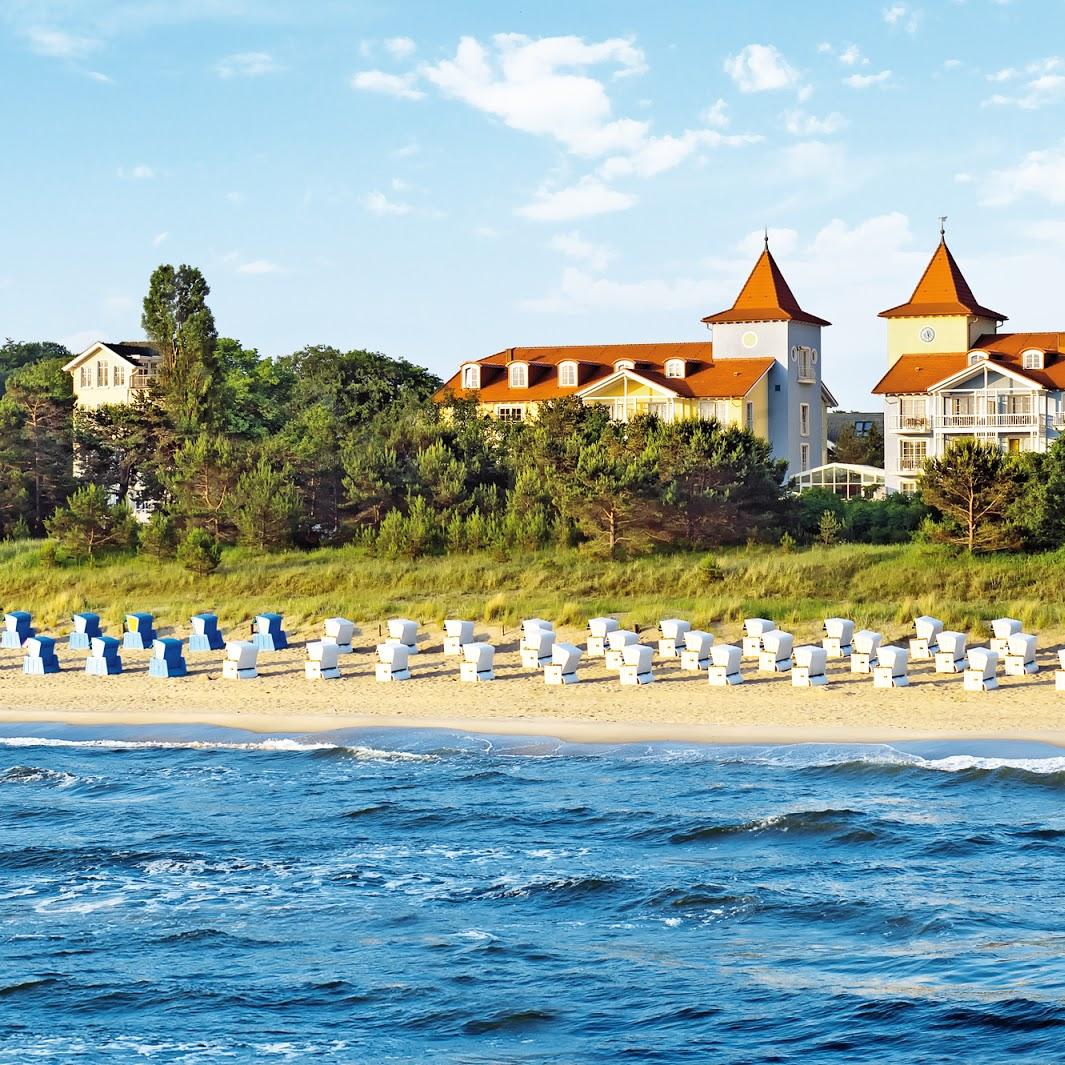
[723,44,799,92]
[701,98,729,128]
[522,266,713,314]
[516,177,636,221]
[737,227,799,257]
[474,225,500,238]
[226,191,245,205]
[954,172,973,184]
[943,58,963,70]
[237,259,282,275]
[117,164,156,180]
[86,70,112,83]
[549,231,613,271]
[1020,219,1065,243]
[882,4,923,32]
[599,128,761,180]
[392,142,420,158]
[152,231,169,246]
[384,36,416,59]
[352,70,424,100]
[390,177,411,191]
[980,143,1065,205]
[216,51,281,78]
[987,67,1018,82]
[844,70,892,88]
[783,109,848,135]
[24,27,98,58]
[361,190,412,216]
[981,58,1065,108]
[838,45,867,67]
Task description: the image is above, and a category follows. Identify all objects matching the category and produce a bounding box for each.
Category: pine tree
[227,459,300,551]
[139,511,177,559]
[177,527,222,575]
[46,484,136,559]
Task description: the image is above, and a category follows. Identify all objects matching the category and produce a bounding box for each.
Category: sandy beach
[0,621,1061,747]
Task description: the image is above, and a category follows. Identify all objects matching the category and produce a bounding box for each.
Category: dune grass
[2,539,1065,641]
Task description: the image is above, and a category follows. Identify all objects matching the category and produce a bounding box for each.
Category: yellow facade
[886,315,999,367]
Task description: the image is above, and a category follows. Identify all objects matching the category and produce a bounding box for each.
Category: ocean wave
[0,765,78,788]
[667,807,875,844]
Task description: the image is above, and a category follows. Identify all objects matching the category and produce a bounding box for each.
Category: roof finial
[763,226,769,248]
[939,215,948,242]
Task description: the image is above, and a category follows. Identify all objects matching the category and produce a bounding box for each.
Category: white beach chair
[990,618,1022,655]
[1056,649,1065,691]
[459,642,495,682]
[376,640,411,682]
[605,629,639,671]
[742,618,776,660]
[873,645,910,688]
[934,631,967,674]
[545,642,582,685]
[619,643,654,686]
[822,618,854,659]
[387,618,419,654]
[851,630,882,674]
[759,630,794,673]
[910,616,943,660]
[658,618,691,659]
[679,630,714,672]
[305,640,341,680]
[963,647,998,692]
[586,617,619,658]
[85,636,122,677]
[1004,633,1038,676]
[443,619,475,657]
[520,627,555,670]
[222,640,258,680]
[522,618,554,641]
[323,617,357,654]
[708,643,743,686]
[792,645,828,687]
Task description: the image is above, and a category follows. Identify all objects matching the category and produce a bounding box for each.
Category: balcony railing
[130,372,155,389]
[899,456,926,472]
[890,413,1041,432]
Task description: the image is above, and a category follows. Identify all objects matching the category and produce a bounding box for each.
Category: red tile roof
[872,332,1065,394]
[701,246,830,327]
[879,240,1006,320]
[433,342,775,403]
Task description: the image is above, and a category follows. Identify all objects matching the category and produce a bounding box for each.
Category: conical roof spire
[702,244,830,327]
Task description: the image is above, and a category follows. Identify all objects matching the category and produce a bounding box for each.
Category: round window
[742,331,758,349]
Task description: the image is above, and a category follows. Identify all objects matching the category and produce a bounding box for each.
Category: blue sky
[1,0,1063,407]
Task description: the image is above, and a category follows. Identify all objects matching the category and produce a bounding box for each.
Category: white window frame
[113,364,126,387]
[461,364,480,389]
[558,362,577,388]
[614,359,635,372]
[496,404,524,422]
[1022,349,1045,371]
[96,361,109,387]
[900,439,927,471]
[799,442,810,471]
[508,362,528,389]
[799,402,810,437]
[664,359,685,379]
[698,399,731,423]
[745,401,754,432]
[79,365,91,388]
[968,351,988,366]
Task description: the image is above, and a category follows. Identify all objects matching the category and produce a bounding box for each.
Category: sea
[3,724,1065,1063]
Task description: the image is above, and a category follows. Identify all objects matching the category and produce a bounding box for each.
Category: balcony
[899,455,926,472]
[890,413,1040,432]
[130,372,155,390]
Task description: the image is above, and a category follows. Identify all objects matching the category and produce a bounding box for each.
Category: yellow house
[435,243,837,477]
[62,341,162,409]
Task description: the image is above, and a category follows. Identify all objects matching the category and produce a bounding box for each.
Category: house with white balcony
[62,341,162,409]
[872,234,1065,492]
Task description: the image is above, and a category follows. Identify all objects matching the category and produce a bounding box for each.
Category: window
[1004,393,1032,416]
[96,362,109,387]
[799,403,810,437]
[799,443,810,471]
[699,399,731,422]
[1023,349,1045,370]
[508,362,528,388]
[797,347,815,381]
[461,364,480,389]
[900,439,927,471]
[900,396,928,430]
[496,405,524,422]
[854,420,873,436]
[558,362,577,388]
[745,401,754,432]
[113,364,126,387]
[614,359,635,372]
[968,351,988,366]
[79,366,91,388]
[664,359,685,379]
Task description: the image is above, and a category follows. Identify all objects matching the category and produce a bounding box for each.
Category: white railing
[890,413,1041,431]
[899,456,926,471]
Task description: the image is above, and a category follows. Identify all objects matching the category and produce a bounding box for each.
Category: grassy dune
[1,539,1063,642]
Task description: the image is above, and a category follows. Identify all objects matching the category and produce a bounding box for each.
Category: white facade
[62,342,161,410]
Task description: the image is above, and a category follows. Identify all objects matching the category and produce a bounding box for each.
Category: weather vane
[939,215,948,239]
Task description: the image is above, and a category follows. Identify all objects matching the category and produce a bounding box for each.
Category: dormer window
[461,364,480,390]
[558,361,577,388]
[508,362,528,389]
[664,359,685,379]
[968,351,988,366]
[614,359,635,372]
[1022,349,1045,371]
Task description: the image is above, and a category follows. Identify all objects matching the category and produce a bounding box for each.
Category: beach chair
[222,640,259,680]
[909,616,943,660]
[586,617,620,658]
[934,631,967,674]
[85,635,122,676]
[679,630,714,672]
[964,647,998,691]
[189,613,225,652]
[388,618,419,654]
[376,641,411,682]
[759,630,794,673]
[522,618,554,640]
[69,612,102,650]
[253,613,289,652]
[305,640,341,680]
[443,619,474,657]
[2,611,36,650]
[742,618,776,660]
[545,642,581,685]
[22,635,59,675]
[323,617,357,654]
[520,627,555,670]
[122,612,157,651]
[658,618,691,659]
[459,642,495,683]
[619,643,654,686]
[822,618,854,658]
[851,630,882,674]
[990,618,1022,655]
[1057,650,1065,691]
[792,645,828,687]
[1004,633,1038,676]
[605,629,639,671]
[873,645,909,688]
[708,643,743,686]
[149,637,187,678]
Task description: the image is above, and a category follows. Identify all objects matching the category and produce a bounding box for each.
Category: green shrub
[177,527,222,575]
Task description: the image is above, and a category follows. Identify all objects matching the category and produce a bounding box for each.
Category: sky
[1,0,1063,408]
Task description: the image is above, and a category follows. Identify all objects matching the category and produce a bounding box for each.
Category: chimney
[506,347,515,363]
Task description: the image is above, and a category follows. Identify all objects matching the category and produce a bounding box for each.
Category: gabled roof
[701,245,831,327]
[879,239,1006,320]
[62,340,161,373]
[872,331,1065,394]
